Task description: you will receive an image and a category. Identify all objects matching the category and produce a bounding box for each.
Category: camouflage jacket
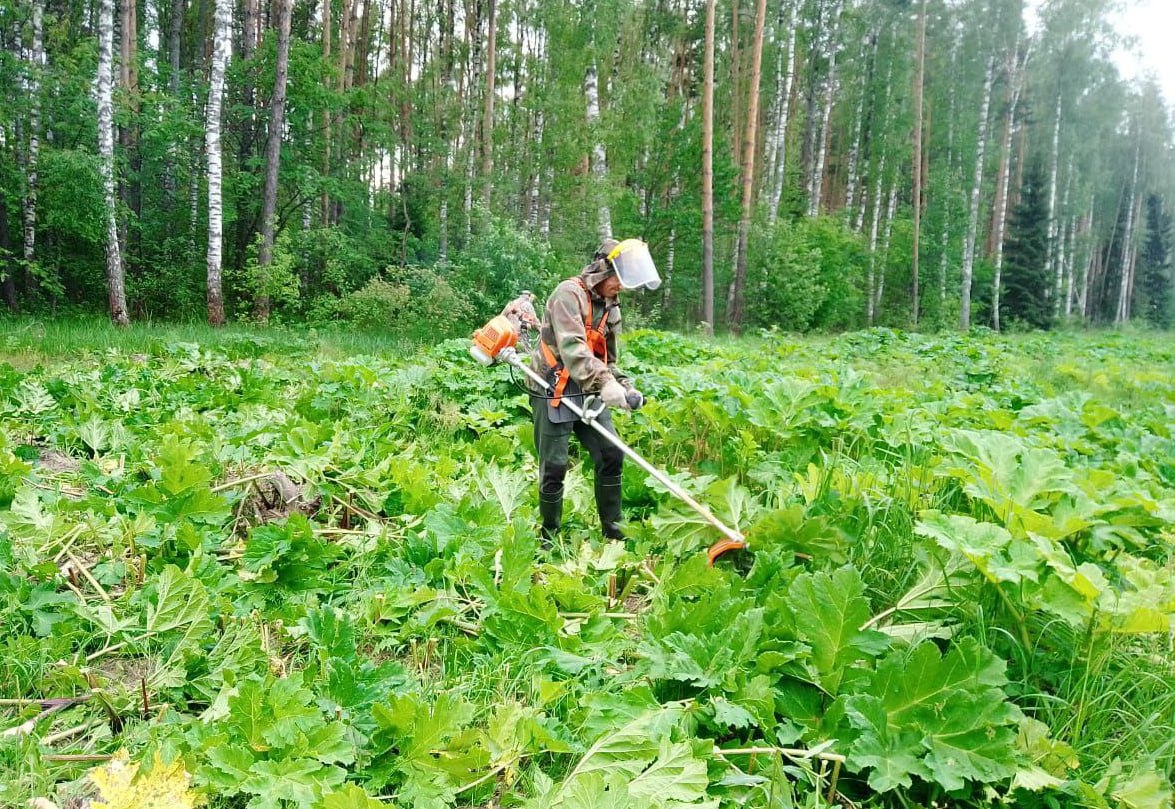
[530,259,633,395]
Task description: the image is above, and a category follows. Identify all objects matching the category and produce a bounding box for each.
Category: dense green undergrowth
[0,322,1172,808]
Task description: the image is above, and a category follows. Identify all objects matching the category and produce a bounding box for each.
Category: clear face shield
[607,239,662,291]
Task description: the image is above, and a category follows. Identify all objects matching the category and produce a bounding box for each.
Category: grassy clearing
[0,322,1172,808]
[0,315,417,367]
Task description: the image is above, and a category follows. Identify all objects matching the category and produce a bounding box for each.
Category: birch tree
[482,0,498,211]
[97,0,128,325]
[205,0,231,325]
[910,0,928,325]
[1115,130,1141,324]
[21,1,43,281]
[586,62,611,241]
[991,46,1026,331]
[959,56,995,331]
[767,0,798,226]
[808,0,842,218]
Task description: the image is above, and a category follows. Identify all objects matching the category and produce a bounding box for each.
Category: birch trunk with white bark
[876,183,898,315]
[866,150,888,325]
[767,0,797,226]
[1045,90,1062,304]
[1078,207,1093,318]
[960,57,995,331]
[586,62,612,241]
[1057,165,1073,317]
[205,0,231,325]
[808,0,842,218]
[990,51,1023,331]
[21,2,43,279]
[843,28,874,225]
[910,0,927,324]
[857,51,893,235]
[98,0,129,325]
[482,0,497,210]
[1116,134,1141,324]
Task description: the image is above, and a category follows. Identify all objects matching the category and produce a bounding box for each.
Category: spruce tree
[1002,161,1052,330]
[1139,194,1172,329]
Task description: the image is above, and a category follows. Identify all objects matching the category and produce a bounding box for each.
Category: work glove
[625,389,645,411]
[600,379,630,410]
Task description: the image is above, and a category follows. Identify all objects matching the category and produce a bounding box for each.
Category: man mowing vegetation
[529,238,661,542]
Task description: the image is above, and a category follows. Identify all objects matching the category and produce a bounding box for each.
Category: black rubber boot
[596,475,625,539]
[539,487,564,542]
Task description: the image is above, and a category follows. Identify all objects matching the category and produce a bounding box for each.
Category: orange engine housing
[470,315,519,365]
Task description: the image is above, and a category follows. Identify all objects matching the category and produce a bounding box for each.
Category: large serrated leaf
[627,738,710,803]
[844,638,1021,792]
[145,565,211,639]
[786,566,889,694]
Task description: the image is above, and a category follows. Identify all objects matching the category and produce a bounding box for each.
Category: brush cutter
[470,313,748,565]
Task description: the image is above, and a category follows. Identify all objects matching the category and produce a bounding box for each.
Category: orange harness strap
[541,279,609,408]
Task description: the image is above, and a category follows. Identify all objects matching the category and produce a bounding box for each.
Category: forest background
[1,0,1173,336]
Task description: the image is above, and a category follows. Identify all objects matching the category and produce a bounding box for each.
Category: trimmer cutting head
[707,537,751,567]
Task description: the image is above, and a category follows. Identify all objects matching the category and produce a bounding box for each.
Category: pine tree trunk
[98,0,128,325]
[701,0,715,332]
[767,0,796,226]
[728,0,767,333]
[730,0,742,179]
[910,0,927,325]
[254,0,293,323]
[168,0,183,95]
[586,62,611,241]
[118,0,138,271]
[164,0,184,201]
[205,0,230,325]
[481,0,497,210]
[959,57,995,331]
[21,1,43,279]
[1,188,17,311]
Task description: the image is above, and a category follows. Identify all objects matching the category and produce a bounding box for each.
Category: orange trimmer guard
[707,537,749,566]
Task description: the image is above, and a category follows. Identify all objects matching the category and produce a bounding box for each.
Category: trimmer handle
[581,395,608,424]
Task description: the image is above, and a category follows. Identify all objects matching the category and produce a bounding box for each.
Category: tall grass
[0,315,417,366]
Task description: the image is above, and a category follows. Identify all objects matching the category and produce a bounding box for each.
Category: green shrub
[747,216,867,332]
[337,269,474,337]
[449,212,569,321]
[337,277,411,329]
